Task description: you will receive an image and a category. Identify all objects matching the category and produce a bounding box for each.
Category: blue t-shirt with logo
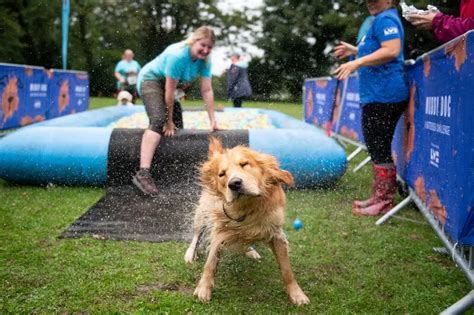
[357,8,409,104]
[137,42,212,95]
[114,60,141,87]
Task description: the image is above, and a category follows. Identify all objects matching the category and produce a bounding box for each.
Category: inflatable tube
[0,106,346,187]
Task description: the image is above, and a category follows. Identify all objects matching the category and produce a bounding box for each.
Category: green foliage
[249,0,369,100]
[0,1,61,67]
[0,7,25,63]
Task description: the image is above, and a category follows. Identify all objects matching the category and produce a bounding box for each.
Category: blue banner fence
[0,63,89,130]
[304,31,474,312]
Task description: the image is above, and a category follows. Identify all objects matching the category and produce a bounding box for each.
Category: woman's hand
[333,60,361,80]
[409,12,437,30]
[334,41,358,60]
[210,119,219,131]
[163,119,177,137]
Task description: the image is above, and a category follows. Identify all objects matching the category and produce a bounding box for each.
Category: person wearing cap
[133,26,219,197]
[114,49,141,102]
[117,90,134,106]
[333,0,409,217]
[227,53,252,108]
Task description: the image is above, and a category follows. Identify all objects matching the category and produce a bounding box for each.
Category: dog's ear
[200,160,218,191]
[258,153,295,187]
[208,136,224,158]
[273,169,295,187]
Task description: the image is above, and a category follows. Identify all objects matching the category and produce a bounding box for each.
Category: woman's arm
[410,12,474,43]
[200,77,218,131]
[333,38,401,80]
[432,13,474,43]
[164,76,179,136]
[334,41,358,60]
[114,71,125,84]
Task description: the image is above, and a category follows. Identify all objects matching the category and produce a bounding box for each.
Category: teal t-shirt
[137,41,212,94]
[114,60,141,87]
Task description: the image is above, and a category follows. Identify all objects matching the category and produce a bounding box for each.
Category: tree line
[0,0,459,101]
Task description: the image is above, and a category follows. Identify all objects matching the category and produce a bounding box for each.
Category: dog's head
[200,137,294,203]
[1,76,20,123]
[58,80,70,113]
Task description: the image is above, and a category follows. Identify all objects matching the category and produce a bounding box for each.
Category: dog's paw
[288,286,310,305]
[194,284,212,302]
[245,248,262,260]
[184,247,196,264]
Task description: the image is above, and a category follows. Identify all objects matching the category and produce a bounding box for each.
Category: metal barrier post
[353,156,371,173]
[346,146,363,162]
[440,290,474,315]
[376,194,413,225]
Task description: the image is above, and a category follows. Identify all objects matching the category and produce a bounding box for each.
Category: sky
[210,0,264,76]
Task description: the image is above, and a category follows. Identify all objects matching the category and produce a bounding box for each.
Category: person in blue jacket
[114,49,141,102]
[132,26,219,197]
[333,0,409,216]
[227,53,252,108]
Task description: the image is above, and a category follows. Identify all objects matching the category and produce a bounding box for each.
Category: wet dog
[184,137,310,305]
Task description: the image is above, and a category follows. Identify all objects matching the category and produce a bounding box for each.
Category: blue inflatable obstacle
[0,106,347,187]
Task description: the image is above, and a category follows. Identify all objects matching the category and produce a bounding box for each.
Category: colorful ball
[293,218,303,230]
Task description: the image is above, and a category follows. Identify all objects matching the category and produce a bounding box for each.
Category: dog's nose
[228,177,242,191]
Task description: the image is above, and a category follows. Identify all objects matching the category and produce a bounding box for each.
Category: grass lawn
[0,98,469,314]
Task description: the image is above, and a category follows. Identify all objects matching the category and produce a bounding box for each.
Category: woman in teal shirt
[114,49,141,101]
[133,26,219,197]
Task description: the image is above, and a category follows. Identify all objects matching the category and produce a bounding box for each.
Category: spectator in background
[227,53,252,108]
[409,0,474,43]
[133,26,219,197]
[333,0,408,217]
[114,49,141,102]
[116,90,134,107]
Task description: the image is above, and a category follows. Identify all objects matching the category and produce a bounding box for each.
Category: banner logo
[429,144,440,168]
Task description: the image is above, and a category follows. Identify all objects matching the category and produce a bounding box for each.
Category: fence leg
[334,136,348,148]
[347,146,363,162]
[440,290,474,315]
[470,247,474,270]
[376,194,413,226]
[353,156,371,173]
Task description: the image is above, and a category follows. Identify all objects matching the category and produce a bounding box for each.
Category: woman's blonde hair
[185,26,216,46]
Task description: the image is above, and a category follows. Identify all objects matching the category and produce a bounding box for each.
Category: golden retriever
[184,137,310,305]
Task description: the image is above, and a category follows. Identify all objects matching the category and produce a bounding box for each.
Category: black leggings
[362,101,407,164]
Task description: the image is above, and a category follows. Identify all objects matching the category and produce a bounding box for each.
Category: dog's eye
[240,161,249,168]
[218,170,226,177]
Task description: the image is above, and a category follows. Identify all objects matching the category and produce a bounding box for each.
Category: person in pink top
[410,0,474,43]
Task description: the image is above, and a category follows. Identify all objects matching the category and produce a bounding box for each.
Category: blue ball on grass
[293,218,303,231]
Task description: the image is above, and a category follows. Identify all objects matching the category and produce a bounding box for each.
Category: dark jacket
[227,62,252,100]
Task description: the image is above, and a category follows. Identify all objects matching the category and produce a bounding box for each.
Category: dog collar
[222,203,246,223]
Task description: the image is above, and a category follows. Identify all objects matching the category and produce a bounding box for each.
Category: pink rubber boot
[352,164,397,217]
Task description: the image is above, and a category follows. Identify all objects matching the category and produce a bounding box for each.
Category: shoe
[352,164,397,217]
[132,170,159,197]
